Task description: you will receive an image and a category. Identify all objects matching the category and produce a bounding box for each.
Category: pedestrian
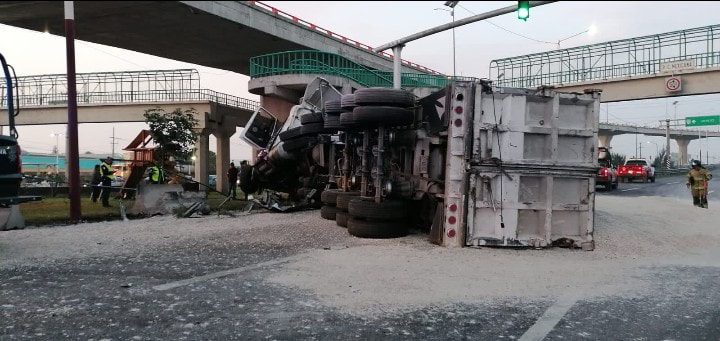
[147,162,166,184]
[686,159,712,208]
[90,164,101,203]
[227,162,239,199]
[238,160,254,200]
[99,157,115,208]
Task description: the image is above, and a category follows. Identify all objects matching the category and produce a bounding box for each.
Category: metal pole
[375,1,557,52]
[665,119,671,169]
[451,8,456,78]
[392,45,403,89]
[65,1,81,222]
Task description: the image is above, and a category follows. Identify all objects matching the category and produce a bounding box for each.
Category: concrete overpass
[490,25,720,103]
[598,122,720,165]
[0,70,260,193]
[0,1,437,75]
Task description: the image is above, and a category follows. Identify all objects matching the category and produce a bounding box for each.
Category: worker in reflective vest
[99,157,115,207]
[148,164,166,184]
[687,159,712,208]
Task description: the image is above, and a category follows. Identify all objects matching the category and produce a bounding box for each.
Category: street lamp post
[646,141,659,162]
[436,1,458,77]
[50,132,64,174]
[672,100,679,121]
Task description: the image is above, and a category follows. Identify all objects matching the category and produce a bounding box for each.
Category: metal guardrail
[1,69,260,112]
[490,24,720,88]
[250,50,475,88]
[245,1,443,75]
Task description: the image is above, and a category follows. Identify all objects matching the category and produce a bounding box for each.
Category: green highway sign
[685,115,720,127]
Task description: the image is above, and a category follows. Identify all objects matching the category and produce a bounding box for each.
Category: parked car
[617,158,655,183]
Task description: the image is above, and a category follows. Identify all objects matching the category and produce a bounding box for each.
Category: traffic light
[518,1,530,21]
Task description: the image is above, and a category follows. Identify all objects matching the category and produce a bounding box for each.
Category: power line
[457,4,554,45]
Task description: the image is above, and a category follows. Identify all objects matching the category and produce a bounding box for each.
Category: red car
[617,159,656,183]
[596,159,619,190]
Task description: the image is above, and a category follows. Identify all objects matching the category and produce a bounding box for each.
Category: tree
[652,149,668,169]
[610,152,626,167]
[143,108,199,164]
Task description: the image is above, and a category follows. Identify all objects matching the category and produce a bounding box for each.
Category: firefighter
[99,157,115,207]
[147,163,166,184]
[686,159,712,208]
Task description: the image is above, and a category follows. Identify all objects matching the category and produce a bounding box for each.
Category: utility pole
[110,126,118,157]
[665,119,671,169]
[65,0,81,223]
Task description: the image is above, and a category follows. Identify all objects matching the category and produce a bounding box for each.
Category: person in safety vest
[686,159,712,208]
[147,163,166,184]
[99,157,115,207]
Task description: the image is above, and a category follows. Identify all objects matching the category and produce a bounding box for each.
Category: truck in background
[596,147,618,190]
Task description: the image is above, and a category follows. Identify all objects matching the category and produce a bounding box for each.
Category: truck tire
[321,189,341,206]
[354,88,415,108]
[341,94,356,110]
[324,113,342,129]
[282,136,317,152]
[300,122,325,135]
[321,205,340,220]
[347,217,408,239]
[335,191,360,210]
[279,127,303,141]
[339,112,361,128]
[336,211,349,227]
[352,106,414,126]
[324,99,342,113]
[301,112,324,125]
[348,197,407,220]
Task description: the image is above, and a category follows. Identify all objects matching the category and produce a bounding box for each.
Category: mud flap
[428,201,444,245]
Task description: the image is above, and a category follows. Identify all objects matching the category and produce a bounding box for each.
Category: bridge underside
[0,1,412,74]
[553,68,720,103]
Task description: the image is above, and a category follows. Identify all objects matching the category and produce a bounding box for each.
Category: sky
[1,1,720,164]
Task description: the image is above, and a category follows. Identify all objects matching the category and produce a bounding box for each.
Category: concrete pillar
[194,130,210,186]
[260,95,296,123]
[598,134,614,148]
[675,138,691,166]
[214,129,235,194]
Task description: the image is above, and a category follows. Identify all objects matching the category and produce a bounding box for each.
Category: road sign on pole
[685,115,720,127]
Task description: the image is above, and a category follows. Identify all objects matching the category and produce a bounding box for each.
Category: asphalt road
[598,173,717,203]
[1,188,719,340]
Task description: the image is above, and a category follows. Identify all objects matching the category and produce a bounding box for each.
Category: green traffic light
[518,1,530,21]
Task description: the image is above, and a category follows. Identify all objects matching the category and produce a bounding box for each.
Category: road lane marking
[710,191,715,195]
[621,188,640,192]
[519,293,580,341]
[667,182,680,185]
[153,254,304,291]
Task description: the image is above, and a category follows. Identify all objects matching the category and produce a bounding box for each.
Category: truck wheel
[335,191,360,211]
[300,122,325,135]
[300,112,324,125]
[282,136,317,152]
[347,217,408,239]
[336,211,349,227]
[339,112,362,129]
[321,205,340,220]
[324,113,343,130]
[321,189,341,206]
[324,99,342,113]
[354,88,415,108]
[352,106,414,127]
[279,127,303,141]
[348,197,407,220]
[341,94,356,110]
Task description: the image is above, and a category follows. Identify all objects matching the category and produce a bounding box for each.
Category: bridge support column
[598,134,614,148]
[675,138,691,166]
[194,130,210,186]
[214,128,235,194]
[260,95,296,123]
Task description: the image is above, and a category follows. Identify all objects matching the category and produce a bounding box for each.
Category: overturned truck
[241,78,600,249]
